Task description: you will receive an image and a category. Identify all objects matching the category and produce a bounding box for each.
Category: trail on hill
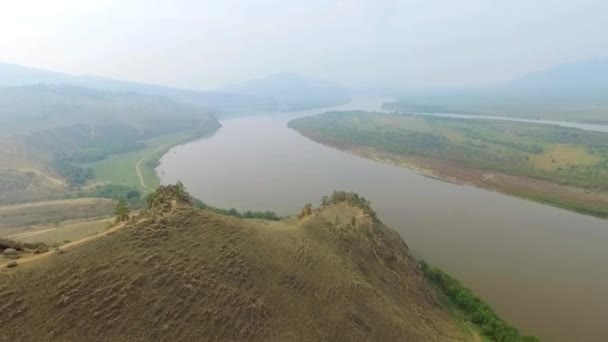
[135,144,168,191]
[0,221,127,269]
[0,197,470,341]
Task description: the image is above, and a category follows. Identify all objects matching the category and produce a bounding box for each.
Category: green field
[78,129,209,192]
[289,111,608,217]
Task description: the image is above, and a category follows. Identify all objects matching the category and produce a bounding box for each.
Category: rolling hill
[0,62,276,116]
[0,186,472,341]
[0,84,221,201]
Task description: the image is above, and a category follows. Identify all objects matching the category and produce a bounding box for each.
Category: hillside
[385,59,608,123]
[0,62,276,115]
[221,72,351,111]
[0,84,219,134]
[0,84,221,202]
[0,186,473,341]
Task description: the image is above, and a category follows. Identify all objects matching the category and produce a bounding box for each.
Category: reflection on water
[158,97,608,342]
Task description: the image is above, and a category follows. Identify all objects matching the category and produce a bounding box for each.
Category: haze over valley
[1,1,608,341]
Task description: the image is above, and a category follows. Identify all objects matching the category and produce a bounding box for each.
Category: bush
[186,188,282,221]
[419,261,540,342]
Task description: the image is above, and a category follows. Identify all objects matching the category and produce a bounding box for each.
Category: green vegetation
[289,111,608,217]
[322,190,378,222]
[114,199,130,223]
[78,128,213,192]
[291,111,608,189]
[84,184,141,204]
[53,157,95,188]
[190,197,281,222]
[420,261,539,342]
[0,83,221,206]
[70,140,145,163]
[144,182,282,221]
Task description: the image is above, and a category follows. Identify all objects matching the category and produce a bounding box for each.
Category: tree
[114,199,130,223]
[298,203,313,219]
[320,195,329,207]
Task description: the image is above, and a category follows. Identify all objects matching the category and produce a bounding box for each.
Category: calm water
[158,98,608,342]
[410,111,608,133]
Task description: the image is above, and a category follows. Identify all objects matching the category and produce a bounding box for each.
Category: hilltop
[0,185,473,341]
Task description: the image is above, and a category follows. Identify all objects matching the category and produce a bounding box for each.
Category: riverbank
[78,126,220,192]
[323,142,608,218]
[288,111,608,218]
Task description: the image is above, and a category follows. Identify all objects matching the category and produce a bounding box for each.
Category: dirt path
[135,144,168,191]
[6,227,61,240]
[0,198,101,212]
[1,221,128,269]
[18,167,65,187]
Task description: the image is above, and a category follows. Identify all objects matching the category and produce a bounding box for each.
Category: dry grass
[0,198,115,237]
[0,203,470,341]
[530,144,601,171]
[5,217,114,245]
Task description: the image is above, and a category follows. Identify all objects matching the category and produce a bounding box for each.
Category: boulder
[0,238,23,251]
[35,245,50,254]
[6,260,17,268]
[3,248,18,256]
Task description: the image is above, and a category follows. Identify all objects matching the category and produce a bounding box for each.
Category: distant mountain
[221,72,351,111]
[0,62,275,116]
[386,59,608,123]
[0,84,218,133]
[503,59,608,90]
[0,63,73,86]
[494,59,608,103]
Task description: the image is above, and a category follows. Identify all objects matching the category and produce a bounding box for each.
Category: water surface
[158,98,608,342]
[410,111,608,133]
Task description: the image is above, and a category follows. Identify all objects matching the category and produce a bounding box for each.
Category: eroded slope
[0,196,468,341]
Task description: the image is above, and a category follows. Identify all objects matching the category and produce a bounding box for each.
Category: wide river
[158,97,608,342]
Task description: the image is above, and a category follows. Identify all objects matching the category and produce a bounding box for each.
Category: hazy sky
[1,0,607,90]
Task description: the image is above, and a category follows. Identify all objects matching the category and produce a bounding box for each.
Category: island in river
[288,110,608,218]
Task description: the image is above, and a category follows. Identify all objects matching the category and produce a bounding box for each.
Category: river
[157,97,608,342]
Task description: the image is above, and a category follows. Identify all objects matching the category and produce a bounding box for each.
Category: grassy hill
[0,84,221,200]
[0,185,538,341]
[0,62,277,116]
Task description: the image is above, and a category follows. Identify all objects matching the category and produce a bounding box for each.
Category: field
[289,111,608,217]
[77,128,213,192]
[0,198,116,243]
[4,217,114,245]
